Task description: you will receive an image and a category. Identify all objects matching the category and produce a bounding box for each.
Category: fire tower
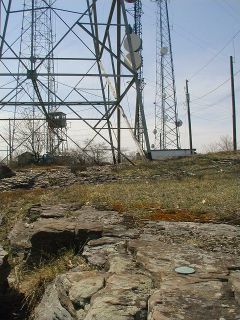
[0,0,151,163]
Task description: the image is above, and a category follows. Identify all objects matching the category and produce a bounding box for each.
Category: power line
[191,68,240,102]
[192,114,228,122]
[172,23,228,59]
[218,0,240,22]
[191,78,230,102]
[191,95,231,113]
[189,29,240,80]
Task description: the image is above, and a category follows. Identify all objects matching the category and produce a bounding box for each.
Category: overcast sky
[141,0,240,152]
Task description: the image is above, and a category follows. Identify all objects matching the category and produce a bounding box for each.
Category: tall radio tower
[153,0,181,149]
[133,0,145,148]
[14,0,66,157]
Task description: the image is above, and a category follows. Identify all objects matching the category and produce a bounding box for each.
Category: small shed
[151,149,196,160]
[17,152,35,166]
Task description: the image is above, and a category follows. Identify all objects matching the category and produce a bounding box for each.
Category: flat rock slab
[8,205,240,319]
[8,205,125,263]
[0,166,119,191]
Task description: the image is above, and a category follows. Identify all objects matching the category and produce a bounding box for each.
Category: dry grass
[115,151,240,178]
[44,151,240,222]
[48,175,238,222]
[1,152,239,245]
[11,249,91,316]
[0,189,49,243]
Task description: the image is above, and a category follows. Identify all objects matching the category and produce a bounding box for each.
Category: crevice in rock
[222,281,236,300]
[228,266,240,271]
[28,229,103,265]
[1,226,104,319]
[0,287,29,320]
[134,308,148,320]
[125,242,158,290]
[75,230,103,255]
[72,297,91,311]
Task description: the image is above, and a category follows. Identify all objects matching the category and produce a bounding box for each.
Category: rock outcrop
[9,205,108,263]
[0,166,118,191]
[0,163,15,179]
[8,204,240,319]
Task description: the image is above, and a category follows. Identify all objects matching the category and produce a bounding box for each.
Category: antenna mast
[153,0,180,149]
[133,0,145,148]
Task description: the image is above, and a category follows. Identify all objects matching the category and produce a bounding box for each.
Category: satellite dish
[176,119,183,127]
[125,52,142,70]
[151,144,155,149]
[124,33,142,52]
[160,47,168,55]
[163,114,168,121]
[153,128,157,135]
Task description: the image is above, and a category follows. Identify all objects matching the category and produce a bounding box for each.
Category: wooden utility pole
[8,118,12,161]
[230,56,237,151]
[186,80,193,154]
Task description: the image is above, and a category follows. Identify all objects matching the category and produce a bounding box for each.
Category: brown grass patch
[11,250,92,317]
[146,208,215,222]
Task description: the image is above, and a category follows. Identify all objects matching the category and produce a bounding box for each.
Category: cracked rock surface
[8,205,240,319]
[0,166,119,191]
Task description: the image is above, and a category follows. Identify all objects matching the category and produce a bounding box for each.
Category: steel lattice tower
[15,0,64,157]
[153,0,180,149]
[0,0,151,163]
[133,0,145,148]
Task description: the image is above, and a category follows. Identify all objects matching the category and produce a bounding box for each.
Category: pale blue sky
[141,0,240,151]
[0,1,239,157]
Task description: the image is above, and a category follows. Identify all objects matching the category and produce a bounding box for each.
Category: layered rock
[8,205,240,319]
[0,166,118,191]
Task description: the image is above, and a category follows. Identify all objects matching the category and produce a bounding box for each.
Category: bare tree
[217,135,233,151]
[13,113,45,160]
[84,139,109,164]
[204,135,234,153]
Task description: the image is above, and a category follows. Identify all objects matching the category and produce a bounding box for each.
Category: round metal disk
[123,33,141,52]
[175,266,195,275]
[125,52,142,70]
